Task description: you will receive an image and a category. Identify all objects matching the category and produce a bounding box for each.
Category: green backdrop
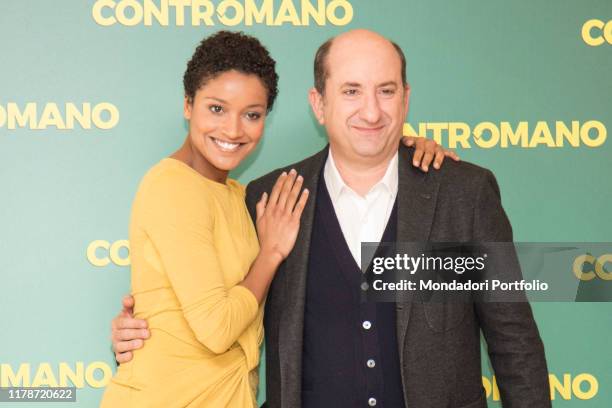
[1,1,610,406]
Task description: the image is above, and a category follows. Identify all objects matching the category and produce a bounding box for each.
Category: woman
[100,31,308,407]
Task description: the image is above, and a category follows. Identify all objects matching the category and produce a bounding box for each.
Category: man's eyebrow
[339,81,399,88]
[340,82,363,88]
[377,81,399,88]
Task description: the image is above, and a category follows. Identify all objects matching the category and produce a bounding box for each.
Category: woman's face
[184,70,268,176]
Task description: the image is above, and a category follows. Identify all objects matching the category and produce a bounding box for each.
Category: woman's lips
[210,136,243,152]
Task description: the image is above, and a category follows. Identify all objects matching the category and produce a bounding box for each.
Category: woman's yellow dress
[100,158,263,407]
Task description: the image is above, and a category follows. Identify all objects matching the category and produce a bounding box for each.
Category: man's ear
[403,83,411,117]
[184,96,192,120]
[308,88,325,125]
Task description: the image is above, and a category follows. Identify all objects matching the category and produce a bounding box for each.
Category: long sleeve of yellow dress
[141,164,259,354]
[100,158,264,408]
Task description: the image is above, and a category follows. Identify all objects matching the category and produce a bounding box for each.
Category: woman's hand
[240,169,309,303]
[255,169,309,263]
[111,295,149,364]
[402,135,460,171]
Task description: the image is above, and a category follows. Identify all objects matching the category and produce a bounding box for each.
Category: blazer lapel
[278,146,329,408]
[395,144,440,365]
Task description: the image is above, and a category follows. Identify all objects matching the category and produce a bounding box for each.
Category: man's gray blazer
[245,144,551,408]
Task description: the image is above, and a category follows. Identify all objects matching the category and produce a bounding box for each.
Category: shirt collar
[324,149,399,203]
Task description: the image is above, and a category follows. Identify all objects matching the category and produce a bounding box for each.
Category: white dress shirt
[323,150,399,266]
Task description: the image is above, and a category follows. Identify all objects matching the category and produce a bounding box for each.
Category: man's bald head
[313,29,407,96]
[307,28,411,171]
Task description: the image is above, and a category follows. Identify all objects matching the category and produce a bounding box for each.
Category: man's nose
[358,92,382,124]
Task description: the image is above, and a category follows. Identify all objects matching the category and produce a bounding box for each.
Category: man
[112,30,550,407]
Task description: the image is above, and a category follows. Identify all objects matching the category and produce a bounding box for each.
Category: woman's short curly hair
[183,31,279,112]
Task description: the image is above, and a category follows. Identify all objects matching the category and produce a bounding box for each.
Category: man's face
[309,32,410,165]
